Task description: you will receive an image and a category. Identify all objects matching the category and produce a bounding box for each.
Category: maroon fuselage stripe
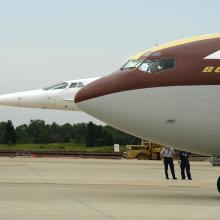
[75,38,220,103]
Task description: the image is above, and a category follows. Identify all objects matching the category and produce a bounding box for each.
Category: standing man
[178,151,192,180]
[160,146,177,180]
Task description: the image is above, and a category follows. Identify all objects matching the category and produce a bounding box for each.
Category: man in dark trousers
[178,151,192,180]
[160,146,177,180]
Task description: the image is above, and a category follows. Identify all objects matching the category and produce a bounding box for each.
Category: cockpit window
[121,60,143,70]
[69,83,77,88]
[69,82,84,88]
[77,82,84,88]
[138,59,158,73]
[43,82,68,90]
[158,59,176,71]
[138,59,175,73]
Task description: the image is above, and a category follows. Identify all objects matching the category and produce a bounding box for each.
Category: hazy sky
[0,0,219,126]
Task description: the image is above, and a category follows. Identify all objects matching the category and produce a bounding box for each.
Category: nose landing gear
[217,176,220,193]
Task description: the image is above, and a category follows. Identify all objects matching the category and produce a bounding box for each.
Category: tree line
[0,120,140,147]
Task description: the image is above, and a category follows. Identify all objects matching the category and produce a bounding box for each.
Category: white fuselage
[0,77,99,111]
[17,88,80,111]
[76,85,220,156]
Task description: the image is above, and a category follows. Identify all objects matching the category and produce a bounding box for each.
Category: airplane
[0,77,99,111]
[1,33,220,192]
[74,33,220,192]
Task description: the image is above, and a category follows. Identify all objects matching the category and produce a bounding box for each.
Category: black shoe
[166,177,169,180]
[188,178,192,180]
[173,177,177,180]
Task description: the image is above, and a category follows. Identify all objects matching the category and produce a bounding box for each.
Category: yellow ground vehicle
[124,141,163,160]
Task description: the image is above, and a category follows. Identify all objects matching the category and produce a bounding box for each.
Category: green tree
[0,119,141,146]
[60,123,72,142]
[73,123,87,143]
[86,122,95,147]
[0,122,7,143]
[28,120,46,143]
[15,124,30,143]
[49,122,62,143]
[39,127,51,144]
[3,120,17,144]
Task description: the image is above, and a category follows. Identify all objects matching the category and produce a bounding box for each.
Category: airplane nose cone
[74,70,141,123]
[75,70,137,104]
[75,89,112,124]
[74,75,119,124]
[0,90,47,109]
[0,93,19,106]
[17,90,46,108]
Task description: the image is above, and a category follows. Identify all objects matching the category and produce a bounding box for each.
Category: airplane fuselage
[75,34,220,156]
[0,77,99,111]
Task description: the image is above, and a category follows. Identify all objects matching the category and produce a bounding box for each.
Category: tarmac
[0,157,219,220]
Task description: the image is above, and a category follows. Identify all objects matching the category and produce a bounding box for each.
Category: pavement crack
[58,189,114,220]
[26,163,47,183]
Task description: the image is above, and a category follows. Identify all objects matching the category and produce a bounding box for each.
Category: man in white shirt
[160,146,177,180]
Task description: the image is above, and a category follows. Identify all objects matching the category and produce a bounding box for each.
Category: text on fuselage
[202,66,220,73]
